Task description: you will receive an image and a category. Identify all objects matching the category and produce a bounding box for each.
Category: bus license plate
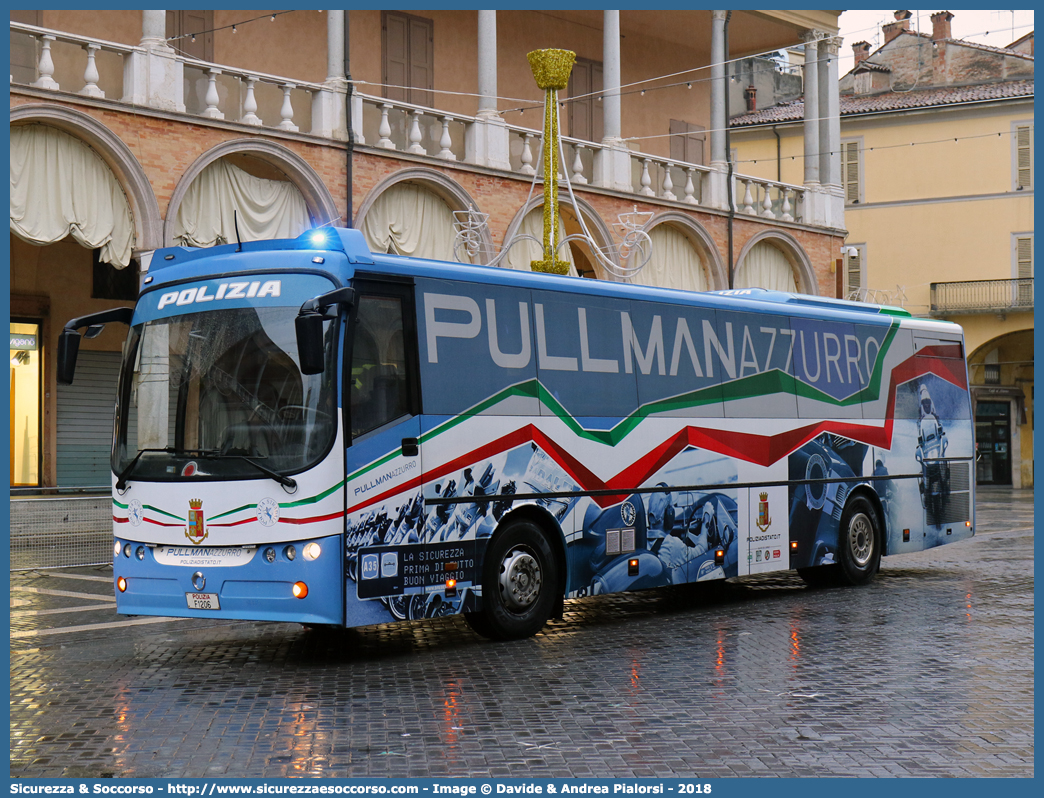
[186,592,220,610]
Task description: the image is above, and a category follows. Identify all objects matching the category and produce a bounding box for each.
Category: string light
[724,128,1023,167]
[165,9,298,43]
[155,12,1031,121]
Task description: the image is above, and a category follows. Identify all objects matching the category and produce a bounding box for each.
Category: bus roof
[143,227,953,330]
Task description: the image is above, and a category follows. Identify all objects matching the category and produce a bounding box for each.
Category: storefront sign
[10,333,38,351]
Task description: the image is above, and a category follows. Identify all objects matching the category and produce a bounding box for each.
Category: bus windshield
[113,304,337,482]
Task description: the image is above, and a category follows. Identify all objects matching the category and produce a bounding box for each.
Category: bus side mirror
[57,330,81,385]
[57,306,134,385]
[296,287,355,376]
[296,312,326,375]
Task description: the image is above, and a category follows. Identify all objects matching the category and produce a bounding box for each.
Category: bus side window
[350,295,410,440]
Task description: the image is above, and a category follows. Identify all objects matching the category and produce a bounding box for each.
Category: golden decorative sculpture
[527,48,575,274]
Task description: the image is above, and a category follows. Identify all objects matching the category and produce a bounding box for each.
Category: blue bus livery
[59,227,975,639]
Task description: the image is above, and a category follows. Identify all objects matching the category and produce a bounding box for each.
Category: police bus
[58,227,975,639]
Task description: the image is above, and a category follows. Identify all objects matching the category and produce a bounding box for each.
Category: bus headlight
[264,547,276,563]
[114,540,122,556]
[136,546,145,561]
[292,581,308,599]
[303,542,321,561]
[284,545,296,561]
[123,543,133,558]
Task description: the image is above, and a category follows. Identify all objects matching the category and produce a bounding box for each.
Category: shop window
[10,320,42,487]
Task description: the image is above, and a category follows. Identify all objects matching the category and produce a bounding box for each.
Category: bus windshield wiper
[221,454,297,491]
[116,447,174,492]
[188,449,297,491]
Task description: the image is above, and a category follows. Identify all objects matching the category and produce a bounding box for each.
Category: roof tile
[731,79,1035,126]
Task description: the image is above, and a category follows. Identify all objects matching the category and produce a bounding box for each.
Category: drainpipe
[724,11,734,288]
[773,125,781,183]
[344,11,355,227]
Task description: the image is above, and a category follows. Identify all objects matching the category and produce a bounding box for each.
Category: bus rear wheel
[465,519,558,641]
[838,495,881,586]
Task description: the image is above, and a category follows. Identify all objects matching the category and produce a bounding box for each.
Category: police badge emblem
[186,498,209,544]
[756,492,772,533]
[620,501,636,527]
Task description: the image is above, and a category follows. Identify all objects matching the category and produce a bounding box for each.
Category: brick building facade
[10,9,845,492]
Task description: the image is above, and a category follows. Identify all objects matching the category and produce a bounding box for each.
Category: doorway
[975,401,1011,485]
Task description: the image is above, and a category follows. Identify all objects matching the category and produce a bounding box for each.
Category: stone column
[326,9,344,82]
[802,31,820,188]
[602,10,621,141]
[140,10,166,46]
[122,9,185,112]
[477,10,497,115]
[313,10,349,140]
[465,10,511,170]
[818,36,841,191]
[706,10,729,210]
[593,10,632,191]
[818,36,842,227]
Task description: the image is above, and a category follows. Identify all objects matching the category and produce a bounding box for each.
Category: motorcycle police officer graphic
[915,382,950,524]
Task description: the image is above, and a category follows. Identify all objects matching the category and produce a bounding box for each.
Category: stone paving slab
[9,488,1034,778]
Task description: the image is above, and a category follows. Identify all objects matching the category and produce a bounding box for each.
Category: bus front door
[343,283,424,627]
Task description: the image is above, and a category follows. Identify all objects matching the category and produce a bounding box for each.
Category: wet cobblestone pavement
[10,488,1033,778]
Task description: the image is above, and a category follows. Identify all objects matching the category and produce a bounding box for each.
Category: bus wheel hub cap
[500,550,541,611]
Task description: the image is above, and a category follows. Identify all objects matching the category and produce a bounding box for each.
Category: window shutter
[1016,236,1033,306]
[842,141,861,204]
[670,120,706,166]
[382,12,409,103]
[408,16,434,108]
[846,248,862,298]
[567,58,604,143]
[1016,236,1033,278]
[592,62,604,142]
[383,11,433,107]
[167,10,212,61]
[1016,125,1033,190]
[567,61,590,141]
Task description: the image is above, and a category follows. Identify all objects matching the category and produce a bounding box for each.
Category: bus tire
[465,519,558,640]
[838,495,881,586]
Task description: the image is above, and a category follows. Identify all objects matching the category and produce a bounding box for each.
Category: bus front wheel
[465,519,558,640]
[838,495,881,586]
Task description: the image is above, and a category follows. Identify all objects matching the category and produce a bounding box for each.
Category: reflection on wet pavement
[10,488,1033,777]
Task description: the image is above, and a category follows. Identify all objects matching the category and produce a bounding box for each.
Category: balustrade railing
[631,155,709,206]
[11,22,331,136]
[11,23,129,99]
[12,21,819,226]
[930,279,1034,315]
[358,95,468,162]
[735,176,804,223]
